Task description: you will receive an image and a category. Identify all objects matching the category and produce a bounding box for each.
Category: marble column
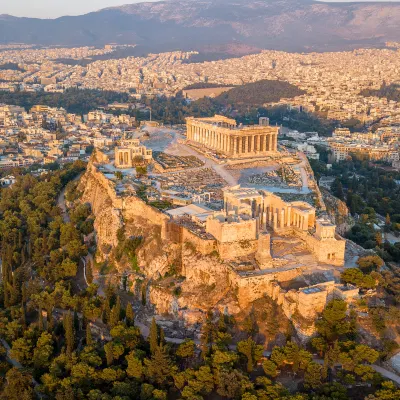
[273,211,278,230]
[302,216,308,231]
[280,209,285,228]
[269,134,273,152]
[287,207,291,227]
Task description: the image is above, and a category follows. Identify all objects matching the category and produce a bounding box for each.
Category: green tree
[125,302,135,327]
[86,326,93,346]
[149,317,159,354]
[0,368,34,400]
[366,381,400,400]
[126,351,143,379]
[304,362,323,389]
[10,337,33,366]
[144,344,175,386]
[237,337,264,373]
[33,331,54,370]
[316,300,350,341]
[86,259,93,284]
[176,339,195,368]
[262,359,278,378]
[63,311,74,356]
[357,255,384,273]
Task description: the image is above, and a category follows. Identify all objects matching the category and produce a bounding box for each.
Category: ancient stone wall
[218,240,258,259]
[207,217,257,243]
[228,267,303,309]
[296,229,346,266]
[181,228,217,255]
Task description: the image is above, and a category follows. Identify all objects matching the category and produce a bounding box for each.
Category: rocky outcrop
[79,156,240,323]
[322,188,353,235]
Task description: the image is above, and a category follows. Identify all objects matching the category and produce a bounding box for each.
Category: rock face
[322,188,353,236]
[79,156,240,324]
[2,0,400,51]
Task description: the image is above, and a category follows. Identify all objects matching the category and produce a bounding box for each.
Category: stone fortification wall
[295,229,346,266]
[181,228,217,255]
[123,196,169,239]
[228,267,304,309]
[218,240,258,259]
[206,217,257,243]
[166,222,217,255]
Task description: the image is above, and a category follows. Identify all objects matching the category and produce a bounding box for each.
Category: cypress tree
[73,310,80,332]
[21,284,27,305]
[20,305,26,329]
[38,308,44,331]
[63,311,74,356]
[115,296,121,321]
[149,317,158,354]
[103,300,111,324]
[126,303,135,327]
[86,259,93,284]
[109,305,120,328]
[86,326,93,346]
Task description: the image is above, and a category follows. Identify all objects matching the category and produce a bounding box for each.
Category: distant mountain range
[2,0,400,53]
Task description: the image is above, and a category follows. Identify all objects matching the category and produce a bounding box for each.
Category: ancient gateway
[186,115,279,157]
[114,138,153,168]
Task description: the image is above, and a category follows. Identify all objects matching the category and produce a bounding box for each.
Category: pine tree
[126,303,135,327]
[149,317,159,354]
[144,344,174,386]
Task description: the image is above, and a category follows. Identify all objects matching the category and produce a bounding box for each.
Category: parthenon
[186,115,279,157]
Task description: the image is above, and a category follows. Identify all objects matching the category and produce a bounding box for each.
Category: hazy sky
[0,0,399,19]
[0,0,155,18]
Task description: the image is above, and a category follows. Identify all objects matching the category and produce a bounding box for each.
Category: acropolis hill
[77,122,361,337]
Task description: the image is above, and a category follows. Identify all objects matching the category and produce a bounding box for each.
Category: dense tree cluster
[360,83,400,103]
[212,79,305,107]
[0,89,130,114]
[0,62,25,72]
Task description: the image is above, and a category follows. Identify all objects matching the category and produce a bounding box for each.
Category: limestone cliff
[321,188,353,235]
[78,155,238,321]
